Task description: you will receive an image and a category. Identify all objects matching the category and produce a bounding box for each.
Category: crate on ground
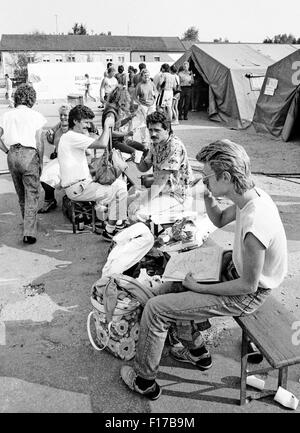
[67,93,83,107]
[62,194,96,234]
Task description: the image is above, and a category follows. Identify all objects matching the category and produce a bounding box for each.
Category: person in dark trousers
[133,63,146,87]
[0,84,47,244]
[115,65,127,87]
[178,61,194,120]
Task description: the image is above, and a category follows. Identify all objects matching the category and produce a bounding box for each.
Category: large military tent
[175,43,300,129]
[253,49,300,141]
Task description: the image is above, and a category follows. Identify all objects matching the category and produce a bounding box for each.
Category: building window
[27,56,35,63]
[140,55,146,62]
[154,56,160,62]
[43,55,50,63]
[118,56,125,63]
[67,55,76,62]
[55,55,63,62]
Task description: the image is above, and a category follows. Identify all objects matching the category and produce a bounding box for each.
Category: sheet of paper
[162,246,223,282]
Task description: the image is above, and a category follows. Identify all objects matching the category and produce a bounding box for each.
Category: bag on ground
[87,274,154,360]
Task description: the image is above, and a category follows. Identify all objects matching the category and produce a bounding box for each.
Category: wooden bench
[235,295,300,405]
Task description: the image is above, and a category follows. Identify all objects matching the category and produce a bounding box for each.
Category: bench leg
[278,366,288,389]
[240,329,249,405]
[91,205,96,233]
[71,202,77,234]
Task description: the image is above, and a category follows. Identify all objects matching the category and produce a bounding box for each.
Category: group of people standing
[84,60,196,125]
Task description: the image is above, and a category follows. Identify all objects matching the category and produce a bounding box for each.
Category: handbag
[87,274,154,360]
[94,128,128,185]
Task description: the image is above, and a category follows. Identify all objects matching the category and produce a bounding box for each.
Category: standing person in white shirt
[134,69,157,145]
[156,64,177,122]
[4,74,14,108]
[58,105,128,241]
[84,74,96,103]
[0,84,47,244]
[100,67,118,106]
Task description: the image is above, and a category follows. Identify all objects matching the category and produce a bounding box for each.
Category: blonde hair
[196,139,254,194]
[58,104,71,114]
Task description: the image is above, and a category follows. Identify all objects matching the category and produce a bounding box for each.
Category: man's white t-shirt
[0,105,46,149]
[233,187,287,289]
[103,76,118,95]
[58,130,94,187]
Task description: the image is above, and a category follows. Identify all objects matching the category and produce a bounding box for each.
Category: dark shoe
[184,116,188,120]
[102,228,117,242]
[170,345,212,371]
[247,341,263,364]
[179,115,183,121]
[23,236,36,245]
[120,366,161,400]
[38,199,57,214]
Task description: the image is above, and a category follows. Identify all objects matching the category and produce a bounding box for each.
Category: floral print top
[143,134,194,202]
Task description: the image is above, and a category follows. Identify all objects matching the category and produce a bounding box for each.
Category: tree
[7,52,35,84]
[69,23,88,35]
[263,33,297,43]
[182,26,199,41]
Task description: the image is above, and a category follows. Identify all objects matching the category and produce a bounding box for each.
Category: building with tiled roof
[0,34,186,75]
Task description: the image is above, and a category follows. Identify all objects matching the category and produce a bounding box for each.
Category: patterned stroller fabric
[87,275,154,360]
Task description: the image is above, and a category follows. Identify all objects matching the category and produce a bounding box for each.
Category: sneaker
[120,366,161,400]
[102,228,117,241]
[38,199,57,214]
[170,345,212,371]
[23,236,37,245]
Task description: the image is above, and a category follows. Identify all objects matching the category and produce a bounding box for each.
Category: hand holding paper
[183,272,197,290]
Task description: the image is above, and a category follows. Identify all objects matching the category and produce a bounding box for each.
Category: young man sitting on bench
[120,139,288,400]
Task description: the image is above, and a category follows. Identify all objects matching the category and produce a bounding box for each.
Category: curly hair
[146,111,172,133]
[107,86,131,111]
[14,83,36,108]
[196,139,255,194]
[68,105,95,129]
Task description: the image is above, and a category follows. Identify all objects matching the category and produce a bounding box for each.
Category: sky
[0,0,300,42]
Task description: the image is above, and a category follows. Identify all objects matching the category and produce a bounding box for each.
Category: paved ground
[0,102,300,413]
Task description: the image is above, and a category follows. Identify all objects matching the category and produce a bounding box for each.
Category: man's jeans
[7,144,41,238]
[178,86,192,118]
[134,258,271,380]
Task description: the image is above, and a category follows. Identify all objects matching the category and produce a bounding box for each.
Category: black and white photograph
[0,0,300,419]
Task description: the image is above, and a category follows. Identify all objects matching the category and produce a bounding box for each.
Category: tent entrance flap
[282,86,300,141]
[189,59,209,112]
